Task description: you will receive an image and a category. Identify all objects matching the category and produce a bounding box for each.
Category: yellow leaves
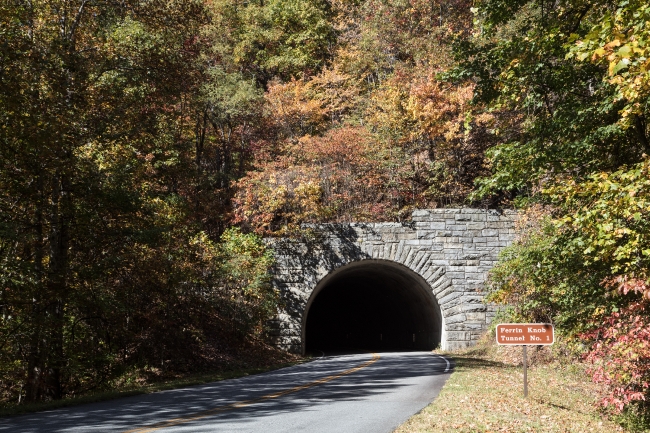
[265,78,329,137]
[591,47,607,60]
[396,72,477,143]
[568,5,650,125]
[608,58,629,76]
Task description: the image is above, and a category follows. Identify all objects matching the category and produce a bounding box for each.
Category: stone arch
[268,209,517,354]
[301,258,449,353]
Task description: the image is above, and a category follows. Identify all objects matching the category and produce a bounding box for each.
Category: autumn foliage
[6,0,650,422]
[582,301,650,412]
[233,127,400,234]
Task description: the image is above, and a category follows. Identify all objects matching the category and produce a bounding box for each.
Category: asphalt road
[0,351,453,433]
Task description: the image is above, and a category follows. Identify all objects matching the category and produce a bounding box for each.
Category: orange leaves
[603,275,650,300]
[264,64,363,140]
[232,0,489,232]
[265,79,329,139]
[233,126,405,234]
[406,76,478,142]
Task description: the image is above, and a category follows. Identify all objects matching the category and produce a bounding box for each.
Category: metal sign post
[496,323,554,398]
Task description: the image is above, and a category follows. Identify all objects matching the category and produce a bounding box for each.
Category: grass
[394,341,626,433]
[0,360,305,419]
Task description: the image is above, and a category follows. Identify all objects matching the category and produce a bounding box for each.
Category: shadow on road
[0,351,452,433]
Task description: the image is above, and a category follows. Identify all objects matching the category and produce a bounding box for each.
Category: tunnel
[303,260,442,354]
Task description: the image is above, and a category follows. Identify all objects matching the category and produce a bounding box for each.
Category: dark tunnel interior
[304,261,441,353]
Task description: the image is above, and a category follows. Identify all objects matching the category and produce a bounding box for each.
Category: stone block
[466,312,486,321]
[398,245,412,262]
[462,304,487,313]
[414,253,430,274]
[486,221,512,229]
[471,213,487,222]
[408,250,426,270]
[433,276,453,292]
[439,289,462,305]
[446,322,484,331]
[431,278,451,294]
[397,232,417,240]
[445,341,473,351]
[470,331,485,340]
[462,230,482,239]
[461,252,484,259]
[446,331,471,341]
[379,232,398,242]
[462,295,485,304]
[443,303,464,316]
[436,209,460,214]
[443,246,462,254]
[465,282,484,291]
[272,336,302,345]
[445,313,466,324]
[403,248,417,266]
[419,231,437,240]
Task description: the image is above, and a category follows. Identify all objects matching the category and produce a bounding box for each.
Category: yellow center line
[122,353,381,433]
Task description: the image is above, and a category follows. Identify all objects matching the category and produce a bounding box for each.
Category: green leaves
[0,0,282,404]
[452,0,648,201]
[545,159,650,281]
[566,1,650,127]
[206,0,336,82]
[466,2,650,358]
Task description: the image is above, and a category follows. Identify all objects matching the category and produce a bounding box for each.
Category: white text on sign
[495,323,554,345]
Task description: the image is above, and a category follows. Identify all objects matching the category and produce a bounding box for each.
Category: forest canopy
[2,0,650,416]
[451,0,650,413]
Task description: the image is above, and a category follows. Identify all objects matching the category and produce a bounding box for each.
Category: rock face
[268,209,517,354]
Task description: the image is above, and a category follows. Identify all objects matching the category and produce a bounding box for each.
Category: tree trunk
[25,176,45,402]
[45,171,71,400]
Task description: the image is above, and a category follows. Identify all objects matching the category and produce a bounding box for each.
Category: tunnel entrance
[304,260,442,353]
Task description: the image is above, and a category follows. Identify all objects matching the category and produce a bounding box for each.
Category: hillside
[1,1,650,426]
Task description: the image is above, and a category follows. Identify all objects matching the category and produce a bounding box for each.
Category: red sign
[495,323,554,345]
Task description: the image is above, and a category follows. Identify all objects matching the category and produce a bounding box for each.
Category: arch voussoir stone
[267,209,517,354]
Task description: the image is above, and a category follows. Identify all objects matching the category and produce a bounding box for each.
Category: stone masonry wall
[268,208,517,353]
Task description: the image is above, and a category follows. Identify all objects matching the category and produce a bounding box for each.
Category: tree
[0,0,281,404]
[456,0,650,412]
[457,1,648,199]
